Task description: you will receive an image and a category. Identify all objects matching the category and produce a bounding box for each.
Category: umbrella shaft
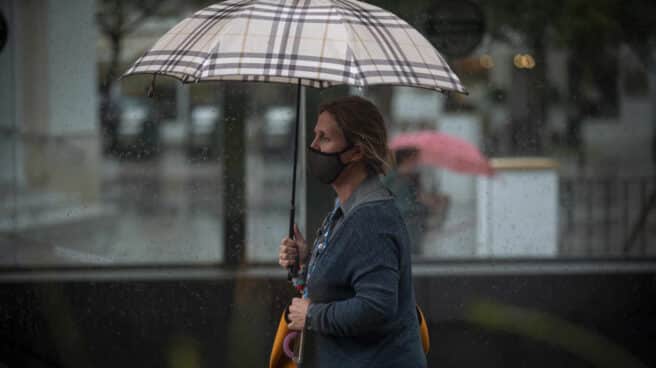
[288,80,302,280]
[293,329,306,366]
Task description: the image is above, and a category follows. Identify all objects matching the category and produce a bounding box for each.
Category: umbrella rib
[316,4,331,83]
[162,2,237,76]
[291,0,314,85]
[275,0,307,79]
[262,0,288,81]
[397,24,441,92]
[195,0,259,81]
[274,0,296,76]
[236,0,257,78]
[433,48,462,94]
[330,1,378,87]
[334,0,416,86]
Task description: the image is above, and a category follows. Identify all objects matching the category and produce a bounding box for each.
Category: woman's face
[310,112,349,153]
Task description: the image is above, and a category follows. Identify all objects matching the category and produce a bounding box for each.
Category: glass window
[2,0,656,268]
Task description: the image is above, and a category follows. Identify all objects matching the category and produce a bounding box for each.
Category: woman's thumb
[293,224,305,242]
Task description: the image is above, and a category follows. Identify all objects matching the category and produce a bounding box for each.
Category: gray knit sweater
[303,176,426,368]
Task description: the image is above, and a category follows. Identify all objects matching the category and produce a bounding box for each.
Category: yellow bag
[416,304,431,354]
[269,308,296,368]
[269,305,430,368]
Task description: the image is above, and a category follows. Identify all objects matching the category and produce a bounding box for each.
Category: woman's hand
[278,224,308,269]
[288,297,311,331]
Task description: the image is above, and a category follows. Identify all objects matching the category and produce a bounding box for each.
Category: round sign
[422,0,485,58]
[0,11,7,53]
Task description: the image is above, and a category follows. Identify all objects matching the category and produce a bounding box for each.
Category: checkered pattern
[124,0,466,94]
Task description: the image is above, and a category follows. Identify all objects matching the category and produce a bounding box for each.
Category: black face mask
[307,145,353,184]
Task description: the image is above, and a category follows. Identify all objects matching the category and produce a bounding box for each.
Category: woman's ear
[348,144,365,163]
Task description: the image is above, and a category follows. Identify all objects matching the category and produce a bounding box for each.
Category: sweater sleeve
[306,230,400,336]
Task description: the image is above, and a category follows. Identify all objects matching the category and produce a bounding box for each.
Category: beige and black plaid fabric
[124,0,466,94]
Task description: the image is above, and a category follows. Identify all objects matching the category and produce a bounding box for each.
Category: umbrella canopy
[123,0,466,94]
[389,131,493,176]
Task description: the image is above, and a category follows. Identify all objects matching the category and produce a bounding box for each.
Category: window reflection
[1,0,655,267]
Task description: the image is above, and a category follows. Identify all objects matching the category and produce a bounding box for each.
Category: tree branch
[96,13,113,36]
[123,0,166,35]
[96,0,126,38]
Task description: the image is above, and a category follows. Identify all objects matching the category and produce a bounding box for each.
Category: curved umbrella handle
[283,331,298,359]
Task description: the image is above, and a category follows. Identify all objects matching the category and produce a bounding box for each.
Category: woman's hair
[318,96,393,175]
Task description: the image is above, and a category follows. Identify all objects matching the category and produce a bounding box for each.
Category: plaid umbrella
[123,0,466,93]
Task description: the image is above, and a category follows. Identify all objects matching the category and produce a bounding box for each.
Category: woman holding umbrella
[278,96,426,367]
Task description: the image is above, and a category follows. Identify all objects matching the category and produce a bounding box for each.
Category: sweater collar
[337,175,393,218]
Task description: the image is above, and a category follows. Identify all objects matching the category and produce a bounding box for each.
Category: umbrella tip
[146,74,157,98]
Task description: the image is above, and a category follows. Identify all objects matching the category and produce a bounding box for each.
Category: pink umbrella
[389,131,494,176]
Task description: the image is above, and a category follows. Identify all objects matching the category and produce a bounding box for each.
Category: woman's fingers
[279,246,297,258]
[287,315,301,330]
[278,226,305,269]
[289,297,301,312]
[279,259,292,267]
[293,224,306,244]
[278,254,297,267]
[279,257,297,267]
[279,245,297,258]
[282,236,297,247]
[278,238,299,267]
[287,297,308,330]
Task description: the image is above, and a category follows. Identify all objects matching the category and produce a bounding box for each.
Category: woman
[278,96,426,367]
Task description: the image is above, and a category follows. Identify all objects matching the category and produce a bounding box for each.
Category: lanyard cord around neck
[303,203,341,298]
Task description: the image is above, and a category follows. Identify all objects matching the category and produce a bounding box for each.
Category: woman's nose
[310,137,320,150]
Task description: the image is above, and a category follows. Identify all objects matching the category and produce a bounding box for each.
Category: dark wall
[415,272,655,368]
[1,269,654,368]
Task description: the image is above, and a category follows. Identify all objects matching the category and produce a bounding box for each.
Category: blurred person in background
[383,148,428,254]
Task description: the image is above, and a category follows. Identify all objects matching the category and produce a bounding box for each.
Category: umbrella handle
[283,331,298,359]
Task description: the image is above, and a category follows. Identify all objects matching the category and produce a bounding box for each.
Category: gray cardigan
[304,177,426,368]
